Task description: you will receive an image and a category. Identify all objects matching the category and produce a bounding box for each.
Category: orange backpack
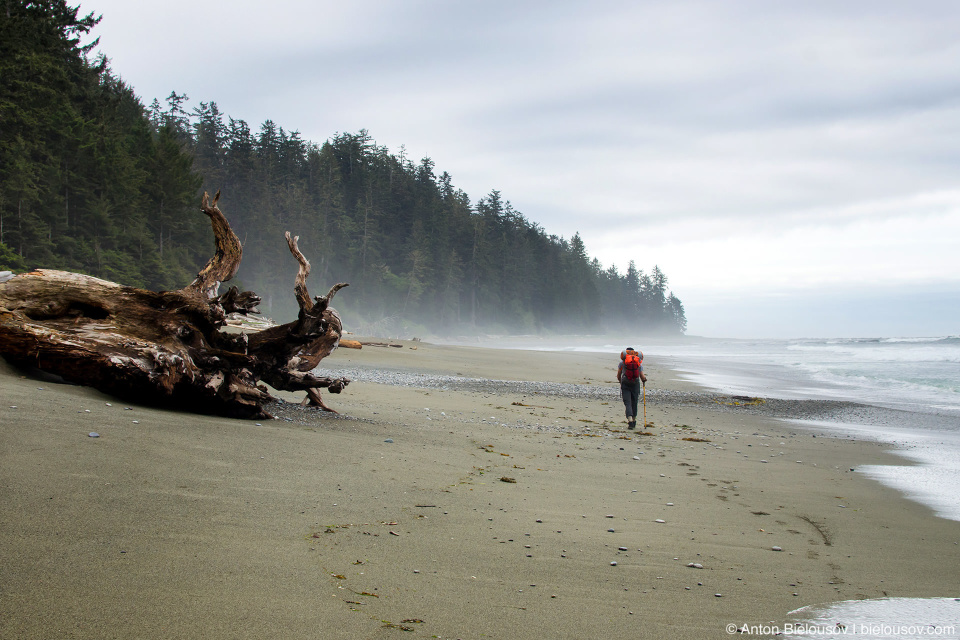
[621,349,642,382]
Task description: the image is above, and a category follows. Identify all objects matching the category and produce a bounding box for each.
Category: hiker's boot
[628,419,635,430]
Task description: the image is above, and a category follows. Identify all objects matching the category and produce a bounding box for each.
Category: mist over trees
[1,0,686,336]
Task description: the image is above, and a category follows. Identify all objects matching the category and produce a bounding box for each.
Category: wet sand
[1,340,957,639]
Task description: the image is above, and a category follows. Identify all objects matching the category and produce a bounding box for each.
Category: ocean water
[783,597,960,639]
[485,335,960,521]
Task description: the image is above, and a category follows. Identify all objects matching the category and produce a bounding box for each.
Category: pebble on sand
[88,432,99,437]
[772,546,783,551]
[655,519,666,523]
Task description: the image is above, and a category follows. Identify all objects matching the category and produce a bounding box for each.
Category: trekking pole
[642,383,647,427]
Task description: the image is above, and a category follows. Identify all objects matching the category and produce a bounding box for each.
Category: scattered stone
[687,563,703,569]
[384,438,394,443]
[500,477,517,483]
[655,519,666,523]
[88,432,99,438]
[715,593,722,597]
[607,528,615,533]
[610,561,618,566]
[618,547,628,551]
[772,546,783,551]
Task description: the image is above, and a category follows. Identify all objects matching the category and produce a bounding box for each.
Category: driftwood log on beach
[0,191,349,419]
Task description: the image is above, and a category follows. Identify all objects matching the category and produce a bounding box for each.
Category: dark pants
[621,381,640,419]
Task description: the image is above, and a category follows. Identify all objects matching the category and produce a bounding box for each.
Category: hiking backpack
[622,350,642,383]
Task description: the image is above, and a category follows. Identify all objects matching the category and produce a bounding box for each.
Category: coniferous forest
[1,1,687,336]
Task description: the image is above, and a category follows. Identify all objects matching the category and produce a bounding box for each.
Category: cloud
[84,0,960,337]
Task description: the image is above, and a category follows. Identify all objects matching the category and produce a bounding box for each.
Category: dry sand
[1,340,957,639]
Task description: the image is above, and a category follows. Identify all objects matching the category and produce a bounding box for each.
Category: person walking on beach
[617,348,647,429]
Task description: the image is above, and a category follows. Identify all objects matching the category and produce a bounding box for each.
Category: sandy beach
[1,340,957,639]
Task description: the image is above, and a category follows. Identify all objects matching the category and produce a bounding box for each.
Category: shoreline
[2,340,958,639]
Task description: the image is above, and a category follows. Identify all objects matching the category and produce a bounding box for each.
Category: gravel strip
[310,366,869,424]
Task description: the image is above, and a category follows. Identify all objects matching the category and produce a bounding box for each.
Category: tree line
[0,0,686,336]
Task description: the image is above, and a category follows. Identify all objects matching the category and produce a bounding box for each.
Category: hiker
[617,347,647,429]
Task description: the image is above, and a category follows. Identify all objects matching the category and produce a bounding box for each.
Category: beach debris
[389,531,400,536]
[606,514,615,518]
[500,476,517,483]
[655,519,666,523]
[0,192,351,419]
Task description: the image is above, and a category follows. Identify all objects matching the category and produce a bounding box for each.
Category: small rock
[606,514,615,518]
[633,456,641,460]
[715,593,722,597]
[655,519,666,523]
[687,563,703,569]
[610,561,618,566]
[772,546,782,552]
[618,546,628,551]
[88,432,99,438]
[384,438,394,443]
[607,528,615,533]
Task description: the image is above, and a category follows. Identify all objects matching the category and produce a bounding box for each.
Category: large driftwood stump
[0,192,349,419]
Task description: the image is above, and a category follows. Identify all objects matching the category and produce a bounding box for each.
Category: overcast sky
[81,0,959,338]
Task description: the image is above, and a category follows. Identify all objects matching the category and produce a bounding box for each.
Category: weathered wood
[0,193,349,419]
